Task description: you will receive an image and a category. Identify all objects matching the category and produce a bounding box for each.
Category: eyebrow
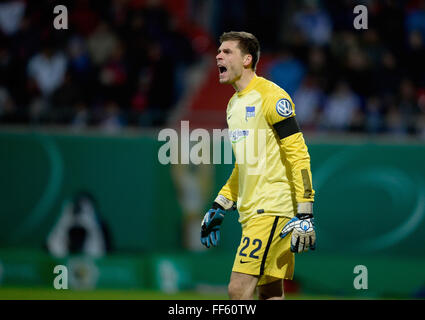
[217,48,232,54]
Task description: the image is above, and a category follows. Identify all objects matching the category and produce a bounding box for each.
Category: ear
[243,54,253,69]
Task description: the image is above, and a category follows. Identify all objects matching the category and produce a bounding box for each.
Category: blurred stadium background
[1,0,425,299]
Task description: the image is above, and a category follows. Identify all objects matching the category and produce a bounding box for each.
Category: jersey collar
[237,74,259,97]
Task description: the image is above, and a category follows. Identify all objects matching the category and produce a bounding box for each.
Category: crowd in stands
[0,0,425,138]
[268,0,425,138]
[0,0,205,130]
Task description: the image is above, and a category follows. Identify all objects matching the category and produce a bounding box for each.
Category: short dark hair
[219,31,260,71]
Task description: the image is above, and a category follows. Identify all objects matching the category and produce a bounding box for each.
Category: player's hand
[200,203,226,248]
[280,213,316,253]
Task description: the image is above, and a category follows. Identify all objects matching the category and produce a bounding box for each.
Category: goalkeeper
[201,31,316,300]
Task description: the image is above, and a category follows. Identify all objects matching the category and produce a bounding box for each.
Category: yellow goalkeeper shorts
[232,215,295,286]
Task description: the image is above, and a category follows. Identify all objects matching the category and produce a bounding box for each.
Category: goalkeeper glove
[200,195,235,248]
[280,203,316,253]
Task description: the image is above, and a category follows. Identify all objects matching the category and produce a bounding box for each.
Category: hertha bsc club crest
[245,106,255,121]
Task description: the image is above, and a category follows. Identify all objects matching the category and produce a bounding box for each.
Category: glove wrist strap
[296,213,313,220]
[297,202,313,215]
[214,195,234,210]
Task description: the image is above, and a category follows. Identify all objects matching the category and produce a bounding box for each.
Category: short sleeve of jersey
[263,91,296,126]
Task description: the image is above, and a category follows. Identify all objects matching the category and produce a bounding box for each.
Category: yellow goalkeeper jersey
[218,75,315,226]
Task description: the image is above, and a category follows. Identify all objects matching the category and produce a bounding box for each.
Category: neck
[232,70,256,92]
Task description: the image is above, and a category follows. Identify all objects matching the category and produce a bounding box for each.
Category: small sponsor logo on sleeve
[276,98,293,117]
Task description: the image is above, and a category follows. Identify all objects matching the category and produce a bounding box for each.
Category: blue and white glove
[200,205,225,248]
[200,195,235,248]
[280,203,316,253]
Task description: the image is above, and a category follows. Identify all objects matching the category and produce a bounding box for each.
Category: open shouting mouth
[218,64,228,78]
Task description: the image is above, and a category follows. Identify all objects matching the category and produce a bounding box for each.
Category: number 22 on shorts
[239,237,262,259]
